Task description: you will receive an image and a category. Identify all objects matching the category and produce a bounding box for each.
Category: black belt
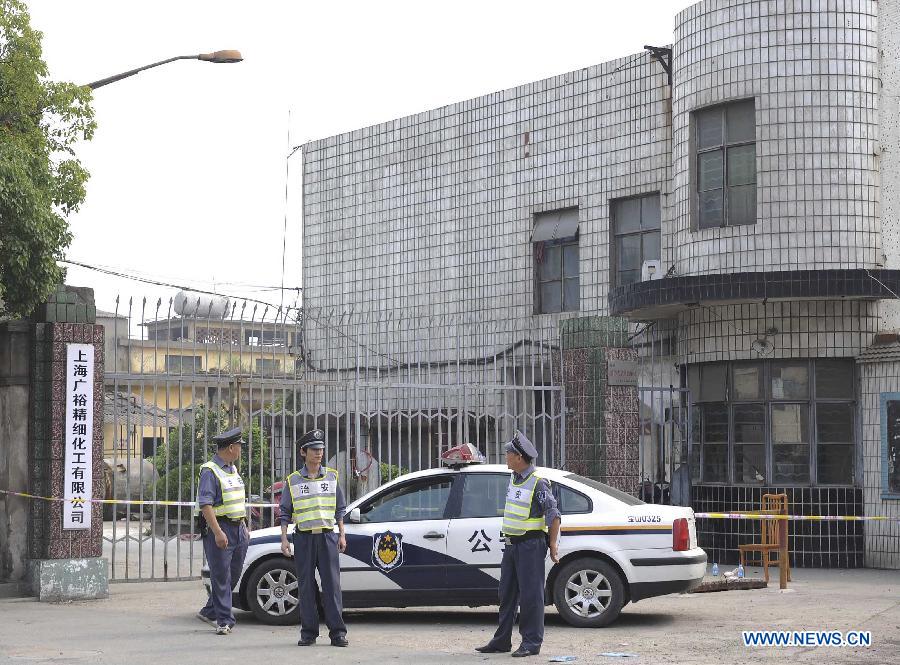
[502,531,546,544]
[218,517,246,525]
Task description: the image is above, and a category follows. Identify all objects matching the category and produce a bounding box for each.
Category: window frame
[878,393,900,500]
[610,192,662,288]
[689,360,857,487]
[164,354,202,374]
[458,472,510,519]
[692,98,757,229]
[552,482,594,515]
[357,474,457,523]
[255,357,282,374]
[533,208,580,315]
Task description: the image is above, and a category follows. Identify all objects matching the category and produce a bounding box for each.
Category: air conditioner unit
[642,259,662,282]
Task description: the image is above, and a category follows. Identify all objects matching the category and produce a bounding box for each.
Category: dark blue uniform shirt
[514,464,561,529]
[279,464,347,526]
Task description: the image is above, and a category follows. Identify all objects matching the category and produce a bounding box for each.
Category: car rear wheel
[552,558,625,628]
[244,557,300,625]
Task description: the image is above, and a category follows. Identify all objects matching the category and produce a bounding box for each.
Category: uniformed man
[196,427,249,635]
[279,429,349,647]
[476,430,561,658]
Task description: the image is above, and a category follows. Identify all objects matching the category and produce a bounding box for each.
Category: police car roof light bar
[439,443,486,467]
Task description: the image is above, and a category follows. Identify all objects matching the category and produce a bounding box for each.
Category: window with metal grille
[688,359,855,486]
[612,194,661,287]
[694,99,756,228]
[533,208,579,314]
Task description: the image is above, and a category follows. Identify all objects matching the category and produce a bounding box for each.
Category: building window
[533,208,579,314]
[879,394,900,496]
[165,355,202,373]
[612,194,661,287]
[142,436,162,458]
[688,360,855,485]
[695,99,756,228]
[255,358,282,374]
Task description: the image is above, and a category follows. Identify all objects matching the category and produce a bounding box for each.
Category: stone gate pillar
[0,321,31,586]
[23,286,107,600]
[560,316,639,495]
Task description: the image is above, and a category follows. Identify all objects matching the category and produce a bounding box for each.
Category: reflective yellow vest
[288,467,339,531]
[199,460,246,519]
[501,471,547,536]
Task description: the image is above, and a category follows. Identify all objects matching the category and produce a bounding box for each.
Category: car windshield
[563,473,644,506]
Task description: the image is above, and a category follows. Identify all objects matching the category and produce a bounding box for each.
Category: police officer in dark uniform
[279,429,349,647]
[196,427,249,635]
[476,430,561,658]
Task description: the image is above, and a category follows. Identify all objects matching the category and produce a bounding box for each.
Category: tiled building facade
[302,0,900,568]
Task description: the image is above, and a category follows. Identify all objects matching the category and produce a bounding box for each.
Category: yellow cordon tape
[2,490,898,521]
[0,489,279,509]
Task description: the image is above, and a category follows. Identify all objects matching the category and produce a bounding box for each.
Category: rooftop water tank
[173,291,231,319]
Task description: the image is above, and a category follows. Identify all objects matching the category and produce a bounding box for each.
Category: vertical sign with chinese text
[63,343,94,530]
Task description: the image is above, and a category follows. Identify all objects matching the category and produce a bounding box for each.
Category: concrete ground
[0,567,897,665]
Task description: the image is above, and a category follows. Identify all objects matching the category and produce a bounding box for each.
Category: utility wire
[63,257,301,292]
[627,321,656,343]
[61,259,298,313]
[61,258,410,367]
[865,269,900,301]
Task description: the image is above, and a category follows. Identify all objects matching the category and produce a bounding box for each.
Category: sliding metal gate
[101,299,565,581]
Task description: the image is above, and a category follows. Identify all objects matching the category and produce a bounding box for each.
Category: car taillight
[673,518,690,551]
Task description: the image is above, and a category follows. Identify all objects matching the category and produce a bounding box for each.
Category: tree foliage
[152,402,272,503]
[0,0,94,317]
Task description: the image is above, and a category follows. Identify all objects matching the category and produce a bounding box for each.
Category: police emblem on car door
[372,531,403,571]
[340,475,453,597]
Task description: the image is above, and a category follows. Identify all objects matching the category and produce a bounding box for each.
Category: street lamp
[85,50,243,90]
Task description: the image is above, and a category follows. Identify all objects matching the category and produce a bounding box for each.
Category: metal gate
[100,297,565,581]
[637,386,692,506]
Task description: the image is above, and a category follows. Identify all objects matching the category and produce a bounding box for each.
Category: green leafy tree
[0,0,94,317]
[152,403,271,515]
[380,462,408,482]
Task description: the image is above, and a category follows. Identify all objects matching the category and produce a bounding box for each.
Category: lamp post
[85,50,242,90]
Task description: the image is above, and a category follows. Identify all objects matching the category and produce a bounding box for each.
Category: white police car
[203,462,706,628]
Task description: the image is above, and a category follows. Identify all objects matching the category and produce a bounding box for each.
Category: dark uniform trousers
[293,530,347,641]
[488,536,548,652]
[201,520,249,627]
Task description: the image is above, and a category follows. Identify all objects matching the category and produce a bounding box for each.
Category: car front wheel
[244,557,300,625]
[552,558,625,628]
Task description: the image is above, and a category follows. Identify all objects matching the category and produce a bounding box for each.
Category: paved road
[0,568,897,664]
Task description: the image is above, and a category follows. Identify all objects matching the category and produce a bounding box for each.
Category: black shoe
[331,637,349,647]
[297,638,316,646]
[511,646,540,658]
[475,644,511,653]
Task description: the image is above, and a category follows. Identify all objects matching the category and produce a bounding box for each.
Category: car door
[445,471,509,600]
[342,474,456,604]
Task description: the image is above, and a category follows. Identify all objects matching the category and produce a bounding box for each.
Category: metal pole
[86,55,195,90]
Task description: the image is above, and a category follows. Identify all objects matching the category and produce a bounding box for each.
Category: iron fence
[100,296,565,581]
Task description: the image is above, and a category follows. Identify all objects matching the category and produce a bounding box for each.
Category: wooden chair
[738,493,791,584]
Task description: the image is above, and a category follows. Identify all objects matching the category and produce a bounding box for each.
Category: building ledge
[608,269,900,320]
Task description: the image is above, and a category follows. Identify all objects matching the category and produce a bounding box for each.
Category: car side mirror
[347,508,361,524]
